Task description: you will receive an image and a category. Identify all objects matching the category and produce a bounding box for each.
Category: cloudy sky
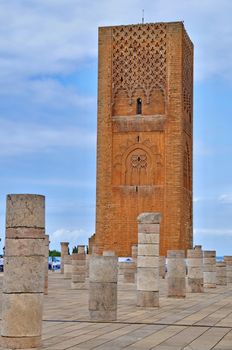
[0,0,232,255]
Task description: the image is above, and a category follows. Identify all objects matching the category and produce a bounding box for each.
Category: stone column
[64,255,72,279]
[159,256,166,279]
[89,251,118,321]
[44,234,49,295]
[137,212,161,307]
[167,250,186,298]
[85,254,90,288]
[224,256,232,285]
[1,194,45,349]
[132,244,138,264]
[216,262,227,286]
[187,247,204,293]
[123,261,136,283]
[203,250,216,288]
[71,245,86,289]
[60,242,69,274]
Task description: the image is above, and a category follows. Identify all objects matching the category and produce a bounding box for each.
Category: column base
[1,336,41,349]
[137,291,159,307]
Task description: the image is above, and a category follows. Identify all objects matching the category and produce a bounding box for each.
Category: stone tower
[95,22,193,256]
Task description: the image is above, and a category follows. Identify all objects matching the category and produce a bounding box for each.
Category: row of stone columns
[2,197,232,348]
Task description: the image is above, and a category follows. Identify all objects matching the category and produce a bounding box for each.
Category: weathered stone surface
[3,256,44,293]
[187,248,204,293]
[167,259,186,277]
[203,250,216,288]
[124,271,135,283]
[137,213,162,224]
[44,235,49,295]
[204,250,216,258]
[0,335,41,349]
[89,282,117,311]
[138,224,160,235]
[138,233,159,244]
[187,278,204,293]
[137,256,159,268]
[60,242,69,274]
[6,227,45,239]
[204,279,216,288]
[138,244,159,256]
[78,245,85,254]
[159,256,166,278]
[216,262,227,285]
[137,268,159,291]
[71,282,86,290]
[64,264,72,279]
[167,277,186,298]
[6,194,45,228]
[89,256,118,283]
[131,244,138,261]
[137,291,159,307]
[187,249,203,259]
[2,193,45,348]
[89,253,118,321]
[167,250,186,297]
[5,238,45,256]
[188,267,203,278]
[89,310,117,321]
[1,293,43,337]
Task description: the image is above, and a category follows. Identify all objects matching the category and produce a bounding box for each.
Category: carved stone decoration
[112,138,163,186]
[183,30,193,123]
[112,24,167,104]
[126,150,149,185]
[184,141,192,191]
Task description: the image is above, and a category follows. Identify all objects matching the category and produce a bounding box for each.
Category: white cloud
[49,228,90,251]
[194,228,232,237]
[0,0,232,85]
[218,194,232,204]
[21,178,95,189]
[0,118,96,156]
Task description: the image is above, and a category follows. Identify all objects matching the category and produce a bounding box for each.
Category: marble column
[44,234,49,295]
[159,256,166,279]
[167,250,186,298]
[60,242,69,274]
[203,250,216,288]
[1,194,45,349]
[224,256,232,285]
[216,261,227,286]
[137,212,161,307]
[64,255,72,279]
[71,245,86,289]
[89,251,118,321]
[187,247,204,293]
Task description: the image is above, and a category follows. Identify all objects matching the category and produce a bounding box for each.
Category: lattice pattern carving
[131,154,147,169]
[183,30,193,122]
[112,24,167,104]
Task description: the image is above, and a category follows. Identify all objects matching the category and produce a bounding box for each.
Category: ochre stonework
[95,22,193,256]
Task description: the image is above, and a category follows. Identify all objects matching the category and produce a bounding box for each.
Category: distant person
[0,256,4,272]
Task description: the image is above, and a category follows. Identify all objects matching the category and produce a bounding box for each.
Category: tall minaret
[95,22,193,256]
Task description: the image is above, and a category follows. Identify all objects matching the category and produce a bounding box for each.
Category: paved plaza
[0,272,232,350]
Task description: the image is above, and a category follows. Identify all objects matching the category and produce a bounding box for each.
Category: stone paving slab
[0,272,231,349]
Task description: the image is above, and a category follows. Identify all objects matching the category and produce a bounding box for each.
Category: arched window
[136,98,142,115]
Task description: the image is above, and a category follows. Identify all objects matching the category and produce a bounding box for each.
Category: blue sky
[0,0,232,255]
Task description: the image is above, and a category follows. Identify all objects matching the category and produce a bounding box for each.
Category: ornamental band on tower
[94,22,193,256]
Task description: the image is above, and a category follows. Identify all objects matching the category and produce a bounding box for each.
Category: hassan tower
[94,21,193,256]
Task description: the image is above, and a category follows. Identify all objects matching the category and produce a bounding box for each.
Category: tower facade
[95,22,193,256]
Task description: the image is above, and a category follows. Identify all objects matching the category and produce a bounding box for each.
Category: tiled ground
[0,272,232,349]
